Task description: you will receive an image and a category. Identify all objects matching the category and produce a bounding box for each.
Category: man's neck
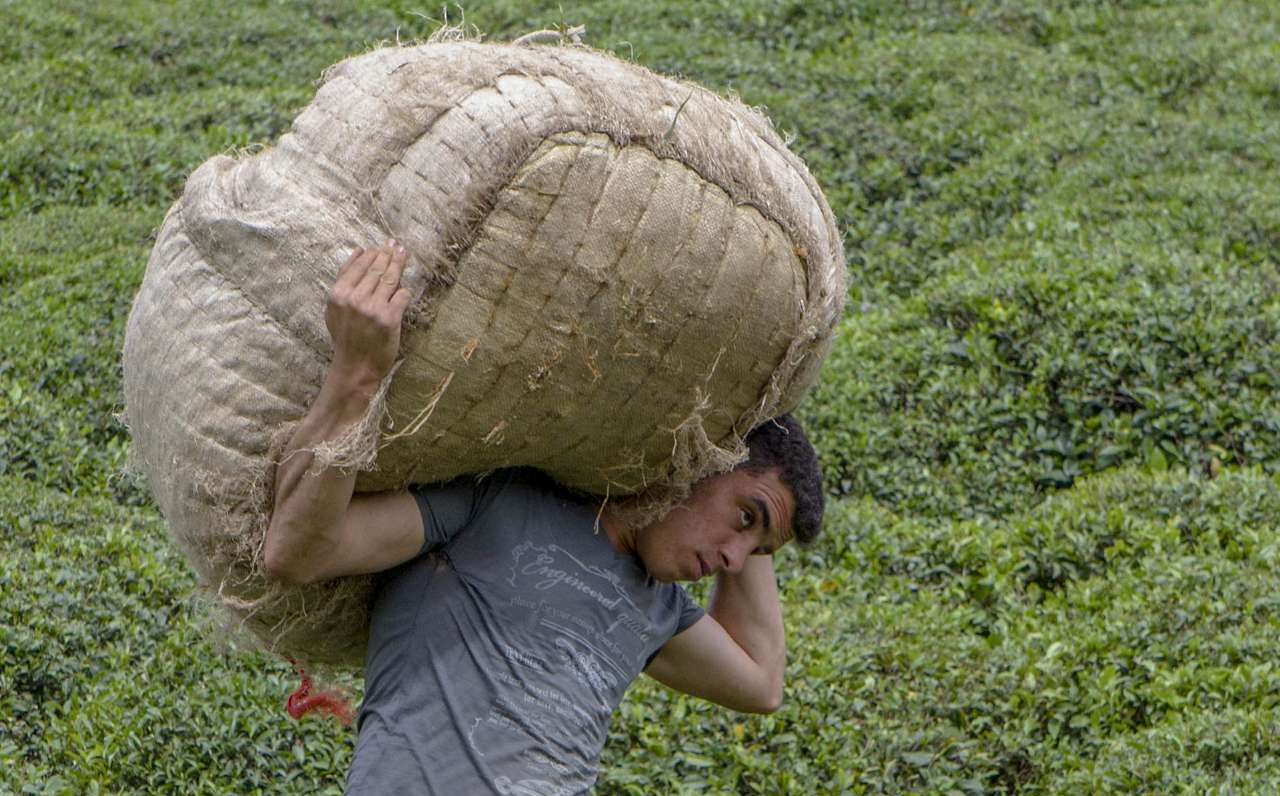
[598,505,637,557]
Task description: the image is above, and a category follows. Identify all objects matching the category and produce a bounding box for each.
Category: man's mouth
[696,553,710,579]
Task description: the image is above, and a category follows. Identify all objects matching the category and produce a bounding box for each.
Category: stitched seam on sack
[375,58,818,300]
[607,183,739,435]
[500,151,660,464]
[615,166,704,337]
[379,61,832,314]
[419,48,834,315]
[495,73,539,139]
[154,284,308,455]
[175,197,328,362]
[157,231,319,417]
[538,172,709,474]
[719,214,788,415]
[440,138,579,437]
[536,146,668,464]
[551,173,733,469]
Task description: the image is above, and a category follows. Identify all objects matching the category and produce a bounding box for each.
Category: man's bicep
[312,490,425,580]
[645,615,779,714]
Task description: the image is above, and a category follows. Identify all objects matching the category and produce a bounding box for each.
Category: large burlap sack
[123,37,846,667]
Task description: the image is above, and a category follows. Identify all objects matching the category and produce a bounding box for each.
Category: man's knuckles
[370,303,408,326]
[328,289,404,324]
[327,284,357,308]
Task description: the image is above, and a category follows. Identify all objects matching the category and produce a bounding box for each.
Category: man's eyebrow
[753,496,772,532]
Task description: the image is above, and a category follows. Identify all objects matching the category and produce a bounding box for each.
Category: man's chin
[648,566,685,584]
[669,568,704,584]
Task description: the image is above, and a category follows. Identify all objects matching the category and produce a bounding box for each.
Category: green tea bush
[804,86,1280,519]
[0,475,355,795]
[805,220,1280,519]
[0,209,149,503]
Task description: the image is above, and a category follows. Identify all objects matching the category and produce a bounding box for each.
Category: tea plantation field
[3,1,1278,793]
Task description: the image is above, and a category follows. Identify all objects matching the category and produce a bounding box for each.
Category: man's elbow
[262,534,321,586]
[756,688,784,714]
[263,551,306,585]
[741,682,785,714]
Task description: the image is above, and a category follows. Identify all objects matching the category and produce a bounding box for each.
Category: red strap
[285,659,354,726]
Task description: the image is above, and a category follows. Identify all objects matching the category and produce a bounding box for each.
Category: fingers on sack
[389,286,413,318]
[356,243,395,296]
[334,247,376,295]
[336,247,365,280]
[374,243,408,302]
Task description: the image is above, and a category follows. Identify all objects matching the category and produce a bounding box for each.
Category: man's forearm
[262,369,379,583]
[707,555,786,705]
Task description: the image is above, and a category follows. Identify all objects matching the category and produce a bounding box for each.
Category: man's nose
[719,538,752,574]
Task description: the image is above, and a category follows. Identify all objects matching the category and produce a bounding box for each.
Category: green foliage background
[2,1,1278,793]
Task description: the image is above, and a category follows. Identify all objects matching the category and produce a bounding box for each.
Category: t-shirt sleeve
[672,584,706,635]
[643,585,706,670]
[410,471,511,554]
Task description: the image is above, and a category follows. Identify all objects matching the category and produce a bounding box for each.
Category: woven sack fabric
[123,40,846,666]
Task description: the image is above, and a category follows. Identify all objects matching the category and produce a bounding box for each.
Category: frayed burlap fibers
[122,38,846,667]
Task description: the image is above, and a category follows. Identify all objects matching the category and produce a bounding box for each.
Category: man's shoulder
[416,466,563,493]
[413,467,593,530]
[486,467,592,506]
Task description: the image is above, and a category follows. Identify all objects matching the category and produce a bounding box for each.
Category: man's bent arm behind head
[262,242,425,585]
[644,555,786,713]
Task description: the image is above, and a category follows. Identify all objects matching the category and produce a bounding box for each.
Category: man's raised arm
[262,241,424,585]
[645,555,786,714]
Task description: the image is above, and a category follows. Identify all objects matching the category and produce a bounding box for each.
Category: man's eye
[739,508,753,528]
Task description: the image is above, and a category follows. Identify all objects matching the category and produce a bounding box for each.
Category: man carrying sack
[263,240,827,794]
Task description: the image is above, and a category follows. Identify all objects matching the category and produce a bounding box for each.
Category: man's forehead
[745,468,795,546]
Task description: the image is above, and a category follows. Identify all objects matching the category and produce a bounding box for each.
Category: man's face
[634,467,796,582]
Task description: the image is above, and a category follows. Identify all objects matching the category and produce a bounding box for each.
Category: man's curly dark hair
[739,413,825,545]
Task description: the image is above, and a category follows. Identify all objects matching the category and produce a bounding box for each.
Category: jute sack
[122,38,846,667]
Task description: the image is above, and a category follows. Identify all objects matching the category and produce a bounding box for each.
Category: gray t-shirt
[345,469,705,795]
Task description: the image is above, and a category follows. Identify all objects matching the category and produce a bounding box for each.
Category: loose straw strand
[382,371,454,444]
